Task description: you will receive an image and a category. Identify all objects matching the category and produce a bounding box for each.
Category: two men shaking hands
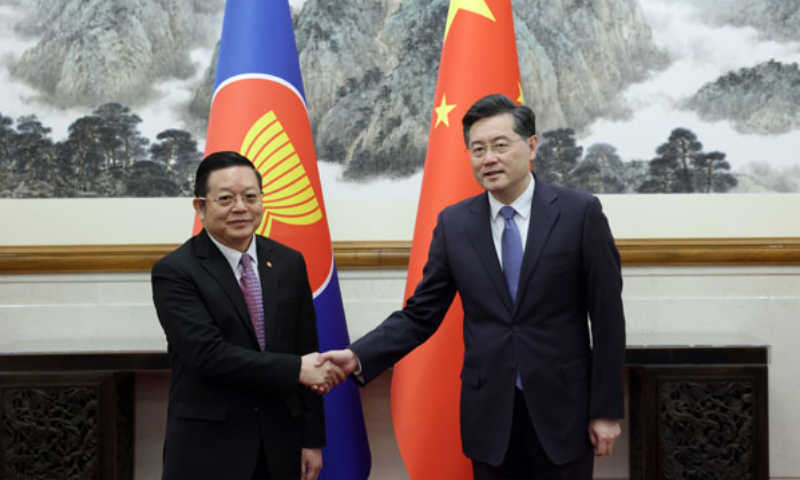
[154,95,625,480]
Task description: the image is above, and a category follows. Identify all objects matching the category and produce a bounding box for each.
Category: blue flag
[203,2,371,479]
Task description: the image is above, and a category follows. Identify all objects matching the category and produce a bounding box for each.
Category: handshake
[299,349,359,394]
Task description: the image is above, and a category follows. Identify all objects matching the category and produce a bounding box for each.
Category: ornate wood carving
[659,377,757,479]
[0,374,134,480]
[629,366,767,480]
[2,384,100,479]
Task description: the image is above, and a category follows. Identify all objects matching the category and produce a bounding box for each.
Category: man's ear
[528,135,539,164]
[192,198,206,222]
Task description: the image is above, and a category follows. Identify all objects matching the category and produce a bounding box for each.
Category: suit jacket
[152,229,324,480]
[350,178,626,466]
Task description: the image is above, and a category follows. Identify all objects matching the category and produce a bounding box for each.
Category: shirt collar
[207,232,258,272]
[488,173,535,220]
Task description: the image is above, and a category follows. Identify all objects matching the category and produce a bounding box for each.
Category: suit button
[512,325,520,333]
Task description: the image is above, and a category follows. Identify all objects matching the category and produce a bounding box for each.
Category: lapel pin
[266,261,273,268]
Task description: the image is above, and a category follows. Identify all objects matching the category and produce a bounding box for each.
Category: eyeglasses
[198,192,263,207]
[467,137,526,158]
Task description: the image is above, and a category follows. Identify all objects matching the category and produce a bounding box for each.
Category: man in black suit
[152,151,343,480]
[321,94,626,479]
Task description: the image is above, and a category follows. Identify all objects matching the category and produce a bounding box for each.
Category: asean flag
[391,1,523,479]
[198,2,370,479]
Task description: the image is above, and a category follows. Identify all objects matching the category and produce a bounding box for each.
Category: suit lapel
[255,236,278,350]
[466,193,515,314]
[517,181,560,309]
[194,230,260,349]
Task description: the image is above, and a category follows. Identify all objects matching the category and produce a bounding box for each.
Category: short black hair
[461,94,536,146]
[194,151,262,198]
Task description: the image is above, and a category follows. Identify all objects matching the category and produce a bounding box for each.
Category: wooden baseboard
[1,238,799,274]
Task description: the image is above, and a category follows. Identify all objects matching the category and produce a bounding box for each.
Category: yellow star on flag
[434,94,457,128]
[517,82,525,104]
[444,0,496,42]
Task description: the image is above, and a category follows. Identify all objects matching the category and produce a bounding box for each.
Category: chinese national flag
[390,1,522,479]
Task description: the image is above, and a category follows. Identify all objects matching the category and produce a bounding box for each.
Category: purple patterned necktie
[239,253,265,351]
[500,206,524,389]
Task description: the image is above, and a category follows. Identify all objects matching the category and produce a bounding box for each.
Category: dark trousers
[252,442,271,480]
[472,389,594,480]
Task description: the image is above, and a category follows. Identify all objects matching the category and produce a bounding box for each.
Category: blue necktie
[500,206,524,389]
[500,206,523,303]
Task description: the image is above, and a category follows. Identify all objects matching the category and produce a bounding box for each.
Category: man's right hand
[299,353,345,393]
[317,349,360,376]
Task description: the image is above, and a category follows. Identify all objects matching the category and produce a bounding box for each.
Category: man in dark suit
[152,151,344,480]
[321,94,626,479]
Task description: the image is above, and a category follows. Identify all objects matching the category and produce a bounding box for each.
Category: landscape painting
[0,0,798,200]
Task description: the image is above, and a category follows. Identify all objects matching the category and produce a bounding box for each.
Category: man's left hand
[589,418,621,456]
[301,448,322,480]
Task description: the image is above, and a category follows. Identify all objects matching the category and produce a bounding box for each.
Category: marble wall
[0,265,798,479]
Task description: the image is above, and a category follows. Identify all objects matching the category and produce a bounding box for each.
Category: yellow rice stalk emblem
[240,111,323,236]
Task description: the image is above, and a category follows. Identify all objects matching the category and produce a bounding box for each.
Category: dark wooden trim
[0,345,770,372]
[625,346,769,365]
[0,352,170,372]
[1,238,799,273]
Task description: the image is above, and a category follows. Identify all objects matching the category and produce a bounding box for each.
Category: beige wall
[0,194,799,246]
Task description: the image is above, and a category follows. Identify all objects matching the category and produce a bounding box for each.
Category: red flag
[390,1,522,478]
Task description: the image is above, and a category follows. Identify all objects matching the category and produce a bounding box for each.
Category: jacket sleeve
[350,210,458,383]
[292,254,326,448]
[581,196,626,419]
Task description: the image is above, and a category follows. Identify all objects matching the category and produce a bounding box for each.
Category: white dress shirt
[487,173,535,266]
[207,233,260,284]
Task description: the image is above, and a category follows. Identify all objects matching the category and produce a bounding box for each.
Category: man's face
[193,166,263,252]
[467,113,537,204]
